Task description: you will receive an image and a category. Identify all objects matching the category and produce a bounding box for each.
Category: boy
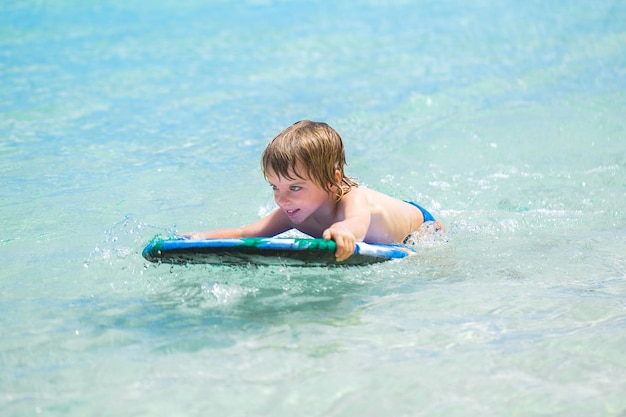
[184,120,440,262]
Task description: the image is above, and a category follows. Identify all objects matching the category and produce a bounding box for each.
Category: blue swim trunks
[403,201,438,244]
[405,201,436,223]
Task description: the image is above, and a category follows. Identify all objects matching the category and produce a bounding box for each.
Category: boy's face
[265,166,335,225]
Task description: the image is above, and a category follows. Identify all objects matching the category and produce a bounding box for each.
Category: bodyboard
[142,236,415,267]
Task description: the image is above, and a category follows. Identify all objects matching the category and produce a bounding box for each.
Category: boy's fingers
[323,228,356,262]
[334,237,355,262]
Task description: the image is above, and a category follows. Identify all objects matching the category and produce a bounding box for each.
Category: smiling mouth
[285,209,300,217]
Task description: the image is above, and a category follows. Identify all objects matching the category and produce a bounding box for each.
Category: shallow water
[1,1,625,416]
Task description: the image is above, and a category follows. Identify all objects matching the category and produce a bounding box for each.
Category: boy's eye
[290,186,301,192]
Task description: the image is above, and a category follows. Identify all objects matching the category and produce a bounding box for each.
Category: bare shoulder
[358,187,408,211]
[341,185,370,204]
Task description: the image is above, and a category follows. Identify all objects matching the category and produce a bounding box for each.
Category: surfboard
[142,236,415,267]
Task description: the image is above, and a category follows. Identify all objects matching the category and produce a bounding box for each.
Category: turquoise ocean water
[2,1,625,415]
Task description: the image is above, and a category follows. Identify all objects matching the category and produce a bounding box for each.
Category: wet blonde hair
[262,120,358,201]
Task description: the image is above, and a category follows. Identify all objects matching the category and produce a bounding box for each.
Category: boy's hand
[323,226,356,262]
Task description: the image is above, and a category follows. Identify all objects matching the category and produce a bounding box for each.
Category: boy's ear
[328,169,342,192]
[334,169,342,184]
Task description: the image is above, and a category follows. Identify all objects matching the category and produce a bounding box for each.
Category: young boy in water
[185,120,440,261]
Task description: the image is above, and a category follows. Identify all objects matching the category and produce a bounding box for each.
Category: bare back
[358,188,425,243]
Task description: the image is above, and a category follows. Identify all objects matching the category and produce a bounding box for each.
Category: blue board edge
[142,236,415,266]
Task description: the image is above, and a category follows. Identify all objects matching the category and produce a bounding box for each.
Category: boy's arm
[322,191,371,262]
[181,227,244,239]
[182,208,293,239]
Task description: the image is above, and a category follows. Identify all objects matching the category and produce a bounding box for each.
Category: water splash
[84,215,176,268]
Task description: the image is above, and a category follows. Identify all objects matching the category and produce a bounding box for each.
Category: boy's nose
[275,193,287,206]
